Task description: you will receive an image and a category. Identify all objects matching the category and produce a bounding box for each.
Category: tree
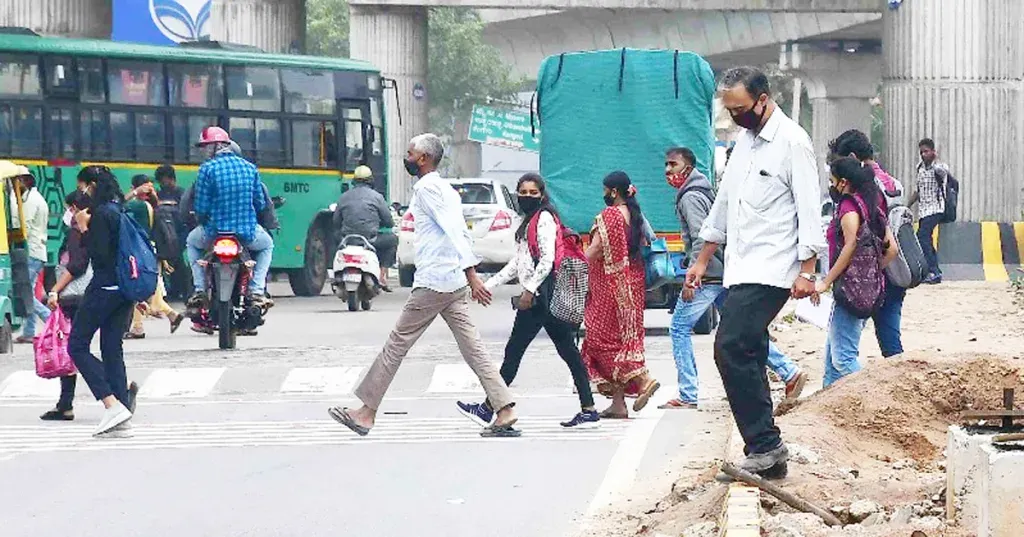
[306,0,349,58]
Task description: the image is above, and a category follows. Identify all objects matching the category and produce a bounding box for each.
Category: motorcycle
[330,234,381,312]
[187,233,268,349]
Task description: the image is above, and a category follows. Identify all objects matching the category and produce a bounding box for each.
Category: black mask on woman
[828,186,843,203]
[517,195,542,214]
[603,194,616,207]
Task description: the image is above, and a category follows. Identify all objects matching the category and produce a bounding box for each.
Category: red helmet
[196,126,231,146]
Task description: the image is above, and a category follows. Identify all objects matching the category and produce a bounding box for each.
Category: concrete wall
[210,0,307,53]
[0,0,111,38]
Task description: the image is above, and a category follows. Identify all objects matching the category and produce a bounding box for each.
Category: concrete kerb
[716,422,763,537]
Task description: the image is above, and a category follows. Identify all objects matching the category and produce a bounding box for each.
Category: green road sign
[468,105,540,153]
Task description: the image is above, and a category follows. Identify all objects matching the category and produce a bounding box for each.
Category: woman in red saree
[582,171,661,419]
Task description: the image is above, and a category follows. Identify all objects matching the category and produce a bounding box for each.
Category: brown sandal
[599,409,629,419]
[633,380,662,412]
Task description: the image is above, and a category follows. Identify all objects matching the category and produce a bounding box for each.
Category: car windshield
[452,183,496,205]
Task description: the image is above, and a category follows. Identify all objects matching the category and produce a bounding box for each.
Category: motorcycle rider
[186,126,274,309]
[332,165,396,291]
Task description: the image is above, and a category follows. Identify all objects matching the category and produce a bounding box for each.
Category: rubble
[848,500,880,522]
[679,521,716,537]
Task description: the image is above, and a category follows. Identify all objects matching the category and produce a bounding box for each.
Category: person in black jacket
[68,166,137,437]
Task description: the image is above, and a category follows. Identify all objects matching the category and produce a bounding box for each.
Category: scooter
[330,234,381,312]
[187,233,268,349]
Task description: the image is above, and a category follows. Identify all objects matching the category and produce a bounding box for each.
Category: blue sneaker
[456,401,494,427]
[561,410,601,429]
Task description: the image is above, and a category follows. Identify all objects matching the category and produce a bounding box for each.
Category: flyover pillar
[209,0,306,53]
[781,43,880,188]
[883,0,1022,222]
[350,6,429,203]
[0,0,110,38]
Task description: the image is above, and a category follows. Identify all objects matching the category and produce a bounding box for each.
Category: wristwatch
[798,272,817,282]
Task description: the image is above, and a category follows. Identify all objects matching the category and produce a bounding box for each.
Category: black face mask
[829,186,843,204]
[603,194,616,207]
[731,96,767,131]
[403,158,420,177]
[517,195,542,215]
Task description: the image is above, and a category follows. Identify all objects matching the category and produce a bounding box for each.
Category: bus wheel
[0,317,12,354]
[289,225,328,297]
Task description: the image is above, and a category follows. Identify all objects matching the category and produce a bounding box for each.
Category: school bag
[152,203,181,261]
[832,195,887,319]
[527,210,589,326]
[34,308,75,379]
[884,205,928,289]
[937,168,959,223]
[112,203,159,302]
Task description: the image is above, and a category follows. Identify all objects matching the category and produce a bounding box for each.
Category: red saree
[582,207,648,397]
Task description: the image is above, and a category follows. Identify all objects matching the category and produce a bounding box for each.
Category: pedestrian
[909,138,949,284]
[457,173,600,429]
[68,165,137,437]
[332,165,397,291]
[828,129,906,357]
[13,167,51,344]
[813,157,898,387]
[155,164,188,301]
[686,66,825,480]
[662,147,806,410]
[327,133,519,438]
[124,174,183,339]
[582,171,661,419]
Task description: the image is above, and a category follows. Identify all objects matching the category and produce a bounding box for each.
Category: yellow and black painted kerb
[925,222,1024,282]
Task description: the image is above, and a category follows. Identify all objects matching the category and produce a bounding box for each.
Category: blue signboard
[112,0,212,45]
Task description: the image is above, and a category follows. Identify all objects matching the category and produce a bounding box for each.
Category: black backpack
[152,204,181,261]
[938,168,959,223]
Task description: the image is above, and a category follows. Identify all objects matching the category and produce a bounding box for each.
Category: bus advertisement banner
[112,0,212,45]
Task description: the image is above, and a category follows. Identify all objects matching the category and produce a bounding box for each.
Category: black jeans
[714,284,791,455]
[68,287,133,407]
[488,302,595,409]
[55,303,78,411]
[916,213,943,276]
[372,234,398,269]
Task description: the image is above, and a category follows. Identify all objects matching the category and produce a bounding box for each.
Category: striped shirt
[409,172,478,293]
[915,161,948,219]
[194,152,266,242]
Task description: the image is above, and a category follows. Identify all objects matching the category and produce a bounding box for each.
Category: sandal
[658,398,697,410]
[481,423,522,438]
[169,314,184,334]
[40,409,74,421]
[328,406,370,437]
[633,380,662,412]
[599,409,629,419]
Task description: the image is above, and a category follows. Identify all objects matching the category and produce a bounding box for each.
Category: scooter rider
[186,126,274,309]
[332,165,396,291]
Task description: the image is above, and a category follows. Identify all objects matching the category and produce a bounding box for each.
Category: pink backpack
[34,308,76,379]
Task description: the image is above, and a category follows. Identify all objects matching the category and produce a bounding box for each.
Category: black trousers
[916,213,943,276]
[489,302,595,409]
[372,234,398,269]
[714,284,791,455]
[68,287,133,407]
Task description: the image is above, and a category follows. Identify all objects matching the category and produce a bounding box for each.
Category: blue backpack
[111,203,159,302]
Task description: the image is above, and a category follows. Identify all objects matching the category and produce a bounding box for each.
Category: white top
[699,109,826,289]
[409,171,479,293]
[21,187,49,262]
[486,210,556,294]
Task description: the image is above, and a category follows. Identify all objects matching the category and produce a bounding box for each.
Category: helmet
[196,126,231,147]
[353,165,373,182]
[0,160,19,181]
[13,165,30,178]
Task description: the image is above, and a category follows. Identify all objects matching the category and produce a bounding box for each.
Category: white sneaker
[93,402,132,437]
[97,419,134,439]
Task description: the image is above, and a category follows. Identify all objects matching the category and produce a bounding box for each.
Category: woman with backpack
[68,165,137,436]
[814,157,898,387]
[456,173,600,429]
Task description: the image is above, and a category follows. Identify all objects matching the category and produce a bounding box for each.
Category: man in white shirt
[687,67,825,480]
[14,167,51,343]
[328,133,519,437]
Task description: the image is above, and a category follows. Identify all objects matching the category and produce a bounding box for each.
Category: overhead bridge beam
[348,0,879,12]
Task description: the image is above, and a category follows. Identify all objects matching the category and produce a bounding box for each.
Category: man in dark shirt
[156,165,183,205]
[333,165,396,290]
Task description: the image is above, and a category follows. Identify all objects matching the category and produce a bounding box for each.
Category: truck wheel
[693,305,718,335]
[398,265,415,288]
[289,224,328,297]
[0,317,12,354]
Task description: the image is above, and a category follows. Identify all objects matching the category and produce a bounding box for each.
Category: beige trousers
[354,287,514,411]
[130,274,176,333]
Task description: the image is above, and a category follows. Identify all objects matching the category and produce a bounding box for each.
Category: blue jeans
[670,284,800,404]
[187,226,274,295]
[873,283,905,358]
[22,258,51,337]
[823,302,867,388]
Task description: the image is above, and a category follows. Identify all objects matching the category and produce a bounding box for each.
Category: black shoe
[40,409,74,421]
[127,381,139,415]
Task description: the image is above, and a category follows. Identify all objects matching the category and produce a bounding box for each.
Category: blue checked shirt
[194,152,266,242]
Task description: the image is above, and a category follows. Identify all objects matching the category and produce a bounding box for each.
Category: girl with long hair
[457,173,600,428]
[582,171,660,418]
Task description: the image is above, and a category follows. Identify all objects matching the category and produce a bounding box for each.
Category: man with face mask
[328,133,519,438]
[686,67,825,482]
[13,167,51,344]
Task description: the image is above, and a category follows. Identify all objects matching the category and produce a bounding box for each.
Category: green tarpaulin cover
[536,49,716,233]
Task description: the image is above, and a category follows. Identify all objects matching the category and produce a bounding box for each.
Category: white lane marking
[583,409,666,517]
[426,363,482,393]
[140,368,226,398]
[0,393,578,407]
[279,367,364,394]
[0,371,60,399]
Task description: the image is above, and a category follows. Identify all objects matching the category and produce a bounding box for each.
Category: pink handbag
[34,308,76,379]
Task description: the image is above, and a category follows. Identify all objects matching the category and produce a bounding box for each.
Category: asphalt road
[0,284,731,537]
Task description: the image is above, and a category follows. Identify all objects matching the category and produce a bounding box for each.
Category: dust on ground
[624,281,1024,537]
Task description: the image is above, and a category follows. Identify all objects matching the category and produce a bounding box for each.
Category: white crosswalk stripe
[141,368,225,398]
[0,371,57,398]
[280,367,364,394]
[0,417,632,453]
[426,363,482,393]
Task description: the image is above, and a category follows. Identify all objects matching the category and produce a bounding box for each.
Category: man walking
[328,133,519,437]
[662,147,806,410]
[687,67,825,479]
[909,138,948,284]
[14,167,50,344]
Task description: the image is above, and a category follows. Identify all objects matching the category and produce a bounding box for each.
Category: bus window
[291,120,337,168]
[173,115,217,163]
[78,59,105,103]
[342,108,364,170]
[226,66,281,112]
[44,57,76,97]
[47,108,74,157]
[110,112,133,159]
[11,106,42,157]
[80,109,110,159]
[229,117,284,165]
[169,63,224,109]
[108,61,165,106]
[0,54,41,100]
[136,113,166,161]
[369,97,383,156]
[282,69,335,115]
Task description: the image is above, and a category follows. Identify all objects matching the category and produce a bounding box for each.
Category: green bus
[0,30,389,296]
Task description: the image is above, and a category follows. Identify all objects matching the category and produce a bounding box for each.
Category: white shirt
[699,109,826,289]
[486,210,555,294]
[21,187,49,262]
[409,172,479,293]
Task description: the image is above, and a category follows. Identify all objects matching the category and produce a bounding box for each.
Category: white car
[397,178,522,287]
